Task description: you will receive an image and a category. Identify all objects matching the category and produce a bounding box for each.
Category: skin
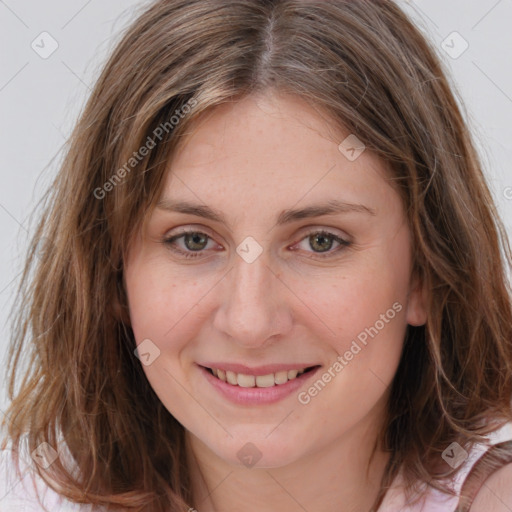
[470,464,512,511]
[124,90,428,512]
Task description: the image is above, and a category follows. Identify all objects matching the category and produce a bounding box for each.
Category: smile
[207,366,317,388]
[199,363,321,405]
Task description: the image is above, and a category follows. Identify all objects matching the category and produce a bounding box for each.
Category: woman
[2,1,512,511]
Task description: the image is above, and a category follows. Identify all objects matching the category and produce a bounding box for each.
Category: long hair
[3,0,512,510]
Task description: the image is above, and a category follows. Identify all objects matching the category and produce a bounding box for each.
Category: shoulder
[0,447,98,512]
[378,421,512,512]
[468,462,512,511]
[460,423,512,512]
[456,422,512,512]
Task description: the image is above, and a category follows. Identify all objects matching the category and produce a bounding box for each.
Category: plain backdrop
[0,0,511,414]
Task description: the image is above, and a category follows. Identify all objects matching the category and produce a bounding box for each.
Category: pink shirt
[2,423,512,511]
[378,423,512,511]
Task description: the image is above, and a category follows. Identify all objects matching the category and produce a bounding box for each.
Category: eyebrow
[155,198,376,228]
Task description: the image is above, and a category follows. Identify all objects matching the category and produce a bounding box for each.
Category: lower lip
[199,365,321,405]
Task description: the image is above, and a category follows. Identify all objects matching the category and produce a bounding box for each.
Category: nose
[212,249,293,349]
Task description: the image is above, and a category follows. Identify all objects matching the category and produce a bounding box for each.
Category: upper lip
[199,362,320,375]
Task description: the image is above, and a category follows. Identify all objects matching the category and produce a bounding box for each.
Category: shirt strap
[455,440,512,511]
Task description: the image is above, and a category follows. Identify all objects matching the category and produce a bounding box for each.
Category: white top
[0,446,99,512]
[378,422,512,511]
[1,423,512,512]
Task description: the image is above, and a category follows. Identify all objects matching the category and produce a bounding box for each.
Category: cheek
[123,258,213,427]
[288,270,408,429]
[290,262,409,350]
[286,238,411,387]
[125,257,213,346]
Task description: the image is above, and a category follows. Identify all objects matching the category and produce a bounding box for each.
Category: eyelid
[165,224,219,240]
[293,225,351,243]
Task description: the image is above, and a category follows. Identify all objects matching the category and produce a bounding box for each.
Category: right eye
[162,229,221,259]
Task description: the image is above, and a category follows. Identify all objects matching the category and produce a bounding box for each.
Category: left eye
[163,229,350,259]
[293,231,350,256]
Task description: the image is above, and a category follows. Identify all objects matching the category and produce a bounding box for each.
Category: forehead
[159,92,398,219]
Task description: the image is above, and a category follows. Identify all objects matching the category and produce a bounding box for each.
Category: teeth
[226,371,238,385]
[237,374,255,387]
[210,367,309,387]
[255,374,275,388]
[274,371,289,385]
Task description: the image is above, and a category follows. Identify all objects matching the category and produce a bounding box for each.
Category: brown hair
[3,0,512,510]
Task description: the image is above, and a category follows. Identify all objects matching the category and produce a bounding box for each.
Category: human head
[4,1,512,510]
[123,87,427,468]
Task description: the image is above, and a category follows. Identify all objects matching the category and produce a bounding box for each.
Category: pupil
[311,233,332,252]
[185,232,207,251]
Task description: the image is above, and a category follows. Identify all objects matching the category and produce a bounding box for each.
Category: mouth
[202,365,320,388]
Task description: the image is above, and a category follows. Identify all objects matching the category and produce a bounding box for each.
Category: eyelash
[162,228,351,260]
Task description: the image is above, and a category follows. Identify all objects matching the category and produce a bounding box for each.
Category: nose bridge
[213,247,291,347]
[232,249,273,304]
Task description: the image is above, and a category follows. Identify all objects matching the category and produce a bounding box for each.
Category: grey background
[0,0,511,413]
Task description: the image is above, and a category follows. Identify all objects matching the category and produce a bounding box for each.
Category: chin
[201,431,306,469]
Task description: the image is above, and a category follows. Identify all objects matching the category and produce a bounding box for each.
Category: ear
[406,271,428,326]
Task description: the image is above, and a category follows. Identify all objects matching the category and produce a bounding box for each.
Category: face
[124,91,427,468]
